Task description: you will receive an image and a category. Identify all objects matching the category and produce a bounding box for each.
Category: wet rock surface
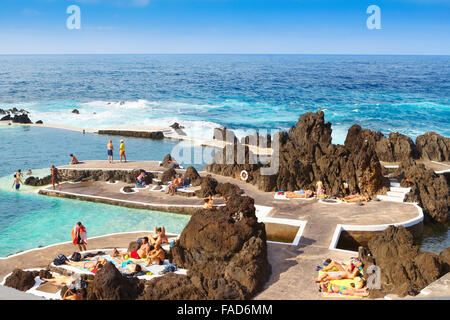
[359,226,449,298]
[24,175,52,186]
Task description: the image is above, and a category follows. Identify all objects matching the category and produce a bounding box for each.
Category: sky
[0,0,449,54]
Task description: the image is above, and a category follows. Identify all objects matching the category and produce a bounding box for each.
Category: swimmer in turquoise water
[11,174,23,191]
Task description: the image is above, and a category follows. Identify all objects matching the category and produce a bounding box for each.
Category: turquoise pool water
[0,126,202,257]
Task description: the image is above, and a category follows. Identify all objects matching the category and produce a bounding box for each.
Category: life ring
[240,170,248,181]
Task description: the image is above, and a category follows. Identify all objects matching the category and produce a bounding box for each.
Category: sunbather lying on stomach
[146,243,165,266]
[319,278,369,297]
[66,258,108,273]
[340,194,369,203]
[41,275,76,287]
[285,190,314,199]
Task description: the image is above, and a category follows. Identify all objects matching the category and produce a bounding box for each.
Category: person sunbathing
[285,190,314,199]
[41,275,76,287]
[125,263,143,275]
[203,195,214,210]
[167,175,183,196]
[113,236,151,260]
[314,264,362,282]
[69,154,80,165]
[150,226,169,246]
[321,258,363,273]
[146,243,165,266]
[341,194,369,203]
[316,181,325,199]
[319,278,369,297]
[66,257,108,273]
[62,288,83,300]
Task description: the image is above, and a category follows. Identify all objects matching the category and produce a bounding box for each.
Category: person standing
[71,222,87,252]
[107,140,114,163]
[119,139,127,163]
[11,174,23,191]
[51,165,59,190]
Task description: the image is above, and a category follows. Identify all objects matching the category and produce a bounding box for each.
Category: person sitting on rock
[136,170,147,187]
[113,236,151,260]
[150,226,168,246]
[167,174,183,196]
[145,243,165,266]
[69,154,80,165]
[203,195,214,209]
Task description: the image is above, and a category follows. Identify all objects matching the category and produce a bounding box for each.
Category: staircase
[376,178,411,203]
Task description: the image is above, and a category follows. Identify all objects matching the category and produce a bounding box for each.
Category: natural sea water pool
[0,125,448,257]
[0,125,208,257]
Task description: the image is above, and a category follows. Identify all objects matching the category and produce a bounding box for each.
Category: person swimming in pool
[11,174,23,191]
[27,169,32,175]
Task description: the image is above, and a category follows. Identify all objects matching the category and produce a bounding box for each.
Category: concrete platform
[17,160,423,299]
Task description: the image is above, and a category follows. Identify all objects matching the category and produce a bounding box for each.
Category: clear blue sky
[0,0,449,54]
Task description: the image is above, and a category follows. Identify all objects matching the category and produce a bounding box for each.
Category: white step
[387,191,406,198]
[376,195,405,202]
[390,182,401,188]
[390,187,411,193]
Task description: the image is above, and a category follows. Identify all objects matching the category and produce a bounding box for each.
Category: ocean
[0,54,448,257]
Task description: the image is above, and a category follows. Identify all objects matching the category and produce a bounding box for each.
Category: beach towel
[71,224,87,246]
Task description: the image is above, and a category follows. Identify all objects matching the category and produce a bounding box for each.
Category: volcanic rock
[24,175,52,186]
[138,273,205,300]
[396,160,449,223]
[205,111,386,197]
[216,182,242,199]
[1,115,11,121]
[170,195,270,299]
[194,175,218,198]
[184,166,202,186]
[4,269,38,291]
[86,262,143,300]
[35,120,43,124]
[359,225,448,298]
[161,154,180,169]
[12,113,32,124]
[416,132,450,162]
[72,109,79,114]
[161,168,178,184]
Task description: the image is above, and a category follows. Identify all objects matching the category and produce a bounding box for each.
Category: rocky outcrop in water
[161,154,180,169]
[170,195,270,299]
[97,130,164,140]
[395,160,449,223]
[24,175,52,186]
[205,111,387,197]
[416,132,450,162]
[359,225,449,298]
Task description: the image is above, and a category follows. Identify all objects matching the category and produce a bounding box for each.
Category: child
[11,174,23,191]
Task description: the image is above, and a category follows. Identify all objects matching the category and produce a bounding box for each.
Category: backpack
[70,252,81,262]
[53,254,68,266]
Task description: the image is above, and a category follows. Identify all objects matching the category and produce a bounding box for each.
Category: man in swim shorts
[107,140,114,163]
[114,237,151,260]
[146,243,166,266]
[51,165,59,190]
[11,174,23,190]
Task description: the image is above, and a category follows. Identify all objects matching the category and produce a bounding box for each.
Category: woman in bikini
[319,277,369,297]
